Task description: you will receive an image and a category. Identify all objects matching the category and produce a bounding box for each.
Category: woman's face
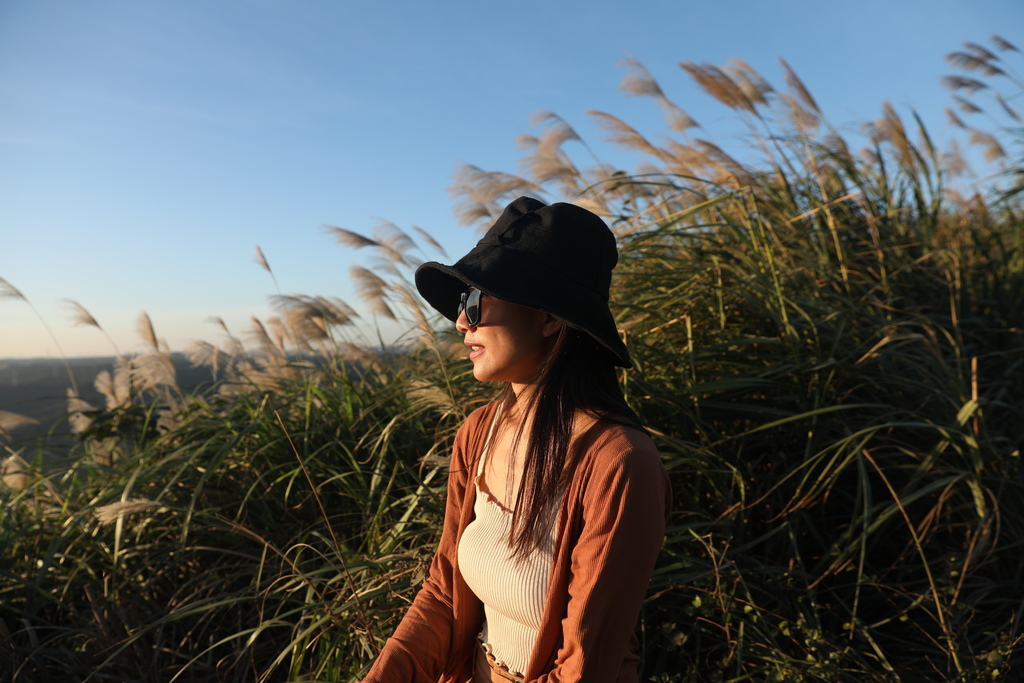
[455,289,561,394]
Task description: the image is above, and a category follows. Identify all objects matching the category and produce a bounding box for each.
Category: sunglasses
[457,288,483,327]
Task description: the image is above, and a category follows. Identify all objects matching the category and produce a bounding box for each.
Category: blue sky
[1,0,1019,358]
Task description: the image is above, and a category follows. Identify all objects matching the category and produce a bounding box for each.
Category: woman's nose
[455,308,471,333]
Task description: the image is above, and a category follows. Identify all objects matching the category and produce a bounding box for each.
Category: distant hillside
[0,355,216,456]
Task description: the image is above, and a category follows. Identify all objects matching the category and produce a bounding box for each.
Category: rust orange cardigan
[362,401,672,683]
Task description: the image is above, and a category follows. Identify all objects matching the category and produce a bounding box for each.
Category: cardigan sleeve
[534,431,671,683]
[361,411,482,683]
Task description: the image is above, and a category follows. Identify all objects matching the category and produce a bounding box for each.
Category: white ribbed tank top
[457,412,557,677]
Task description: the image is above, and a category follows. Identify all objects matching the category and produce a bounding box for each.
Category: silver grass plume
[723,58,773,109]
[777,93,821,132]
[679,61,758,115]
[0,411,38,440]
[962,42,999,63]
[779,58,821,115]
[954,95,983,115]
[946,50,1005,77]
[449,164,541,229]
[248,316,282,356]
[0,277,26,300]
[94,360,131,410]
[945,107,967,129]
[322,225,381,249]
[617,57,700,133]
[66,388,97,434]
[943,138,972,178]
[371,220,417,268]
[995,93,1021,122]
[62,300,122,356]
[968,130,1007,163]
[586,111,664,160]
[991,35,1019,53]
[94,498,163,526]
[266,316,290,355]
[517,113,586,195]
[1,450,31,490]
[411,225,448,259]
[351,266,396,320]
[942,76,990,94]
[254,245,282,294]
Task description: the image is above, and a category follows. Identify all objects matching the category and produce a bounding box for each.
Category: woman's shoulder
[573,418,672,514]
[581,418,662,471]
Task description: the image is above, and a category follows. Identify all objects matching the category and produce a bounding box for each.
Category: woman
[363,196,671,683]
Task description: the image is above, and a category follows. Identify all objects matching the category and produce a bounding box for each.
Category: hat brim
[415,259,631,368]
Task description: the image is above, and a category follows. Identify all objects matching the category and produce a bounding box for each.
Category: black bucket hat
[415,196,630,367]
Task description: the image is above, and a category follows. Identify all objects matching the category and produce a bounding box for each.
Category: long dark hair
[498,325,642,560]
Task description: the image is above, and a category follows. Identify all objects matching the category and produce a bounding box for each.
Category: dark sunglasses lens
[458,288,481,326]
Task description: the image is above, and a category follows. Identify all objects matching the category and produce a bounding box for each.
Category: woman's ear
[541,313,563,338]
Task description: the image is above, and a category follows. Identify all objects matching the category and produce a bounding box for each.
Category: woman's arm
[533,431,672,682]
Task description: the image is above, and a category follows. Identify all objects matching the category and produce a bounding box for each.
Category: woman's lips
[465,341,484,360]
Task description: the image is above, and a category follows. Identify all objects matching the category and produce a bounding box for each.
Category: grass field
[2,38,1023,682]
